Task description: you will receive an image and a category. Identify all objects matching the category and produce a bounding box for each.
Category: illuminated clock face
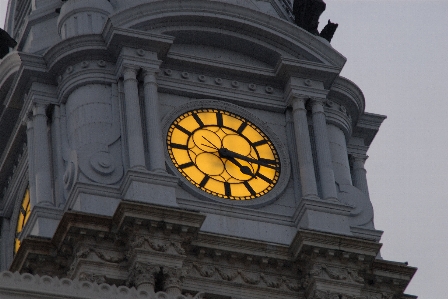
[167,108,280,200]
[14,188,30,254]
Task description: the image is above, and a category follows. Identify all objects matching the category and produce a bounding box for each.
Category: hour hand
[222,156,252,176]
[218,148,279,169]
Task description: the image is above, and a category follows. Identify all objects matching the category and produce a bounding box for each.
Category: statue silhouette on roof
[0,28,17,59]
[293,0,338,42]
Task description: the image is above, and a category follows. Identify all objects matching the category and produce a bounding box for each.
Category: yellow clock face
[14,188,31,254]
[167,108,280,200]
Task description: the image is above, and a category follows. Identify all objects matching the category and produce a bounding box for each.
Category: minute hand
[218,148,279,169]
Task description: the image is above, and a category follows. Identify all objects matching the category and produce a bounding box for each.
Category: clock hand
[202,136,219,149]
[201,143,217,150]
[218,148,279,170]
[224,156,254,176]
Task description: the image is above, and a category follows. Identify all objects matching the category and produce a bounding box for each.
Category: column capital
[310,98,327,114]
[289,95,308,112]
[122,66,138,81]
[350,154,369,166]
[309,97,327,105]
[143,69,159,85]
[128,262,160,290]
[23,109,34,127]
[32,102,48,116]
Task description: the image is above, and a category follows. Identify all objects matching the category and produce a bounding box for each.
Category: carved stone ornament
[164,267,186,290]
[309,263,364,283]
[128,262,161,288]
[130,236,186,255]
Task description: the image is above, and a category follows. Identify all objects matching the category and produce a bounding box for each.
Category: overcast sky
[1,0,446,298]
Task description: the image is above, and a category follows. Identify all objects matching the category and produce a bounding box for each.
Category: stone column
[351,154,370,197]
[164,267,184,296]
[143,70,166,173]
[291,96,318,198]
[25,113,37,208]
[310,99,338,200]
[128,262,160,294]
[32,103,53,206]
[122,67,146,170]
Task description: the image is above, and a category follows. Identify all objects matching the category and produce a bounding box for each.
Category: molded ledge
[20,205,63,239]
[293,198,353,236]
[290,229,382,260]
[350,226,383,242]
[120,169,180,208]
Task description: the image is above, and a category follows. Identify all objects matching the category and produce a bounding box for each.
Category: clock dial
[167,109,280,200]
[14,188,31,254]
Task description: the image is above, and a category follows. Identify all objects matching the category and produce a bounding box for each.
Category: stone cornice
[5,53,52,110]
[193,232,291,261]
[113,201,206,233]
[277,57,342,90]
[44,34,110,75]
[290,229,382,260]
[352,112,387,147]
[103,26,174,61]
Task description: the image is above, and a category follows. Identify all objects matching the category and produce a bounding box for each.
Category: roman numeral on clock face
[224,182,231,197]
[216,112,223,127]
[243,181,256,196]
[179,162,195,169]
[252,140,268,147]
[174,124,192,136]
[170,143,189,150]
[199,175,210,188]
[192,113,204,127]
[237,122,247,134]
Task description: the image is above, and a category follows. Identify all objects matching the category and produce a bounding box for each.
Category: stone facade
[0,0,416,298]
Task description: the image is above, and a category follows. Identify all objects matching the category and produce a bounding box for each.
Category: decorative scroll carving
[215,267,238,281]
[75,247,125,263]
[260,273,282,288]
[130,236,186,255]
[192,263,216,278]
[348,269,364,283]
[324,265,348,280]
[238,270,260,285]
[309,264,364,283]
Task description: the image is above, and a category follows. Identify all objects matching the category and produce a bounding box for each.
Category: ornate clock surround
[163,100,290,207]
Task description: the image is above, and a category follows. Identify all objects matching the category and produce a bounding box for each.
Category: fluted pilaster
[32,103,53,206]
[311,99,338,200]
[52,105,65,207]
[25,112,37,207]
[143,70,166,173]
[122,67,146,170]
[291,96,318,199]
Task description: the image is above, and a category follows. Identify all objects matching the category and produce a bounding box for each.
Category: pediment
[109,0,346,70]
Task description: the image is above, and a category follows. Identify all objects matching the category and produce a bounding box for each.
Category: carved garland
[191,263,299,291]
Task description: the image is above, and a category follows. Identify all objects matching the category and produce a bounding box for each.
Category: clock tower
[0,0,416,299]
